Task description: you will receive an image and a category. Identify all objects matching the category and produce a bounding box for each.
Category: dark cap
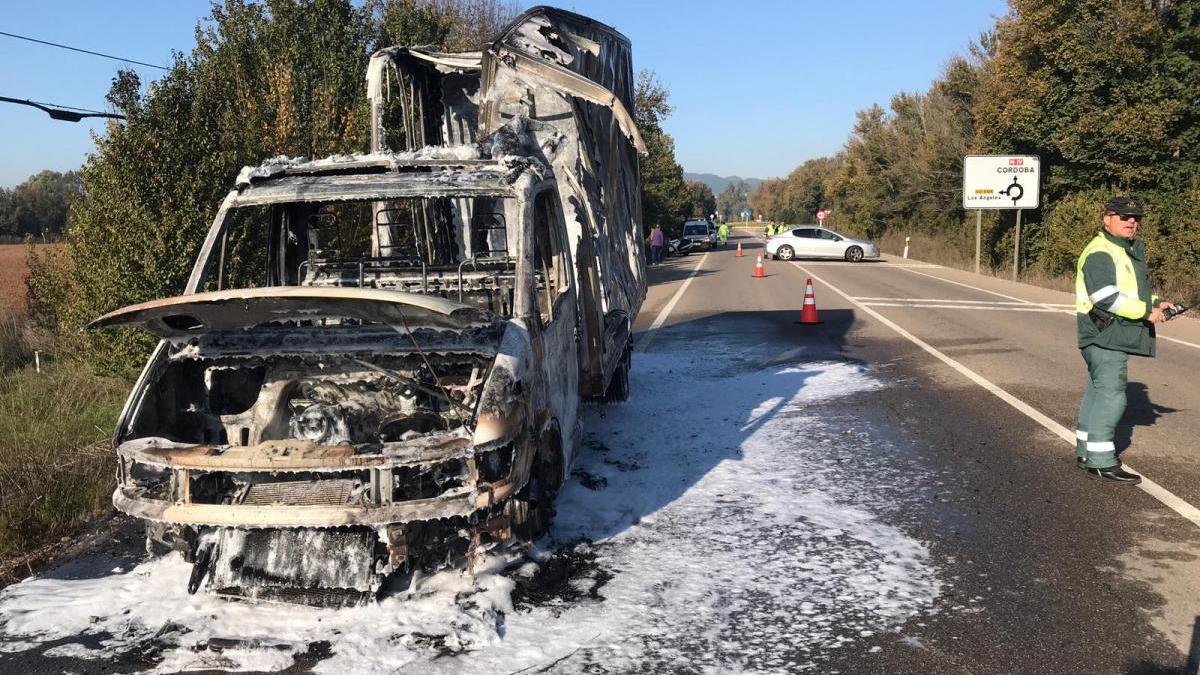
[1104,196,1144,217]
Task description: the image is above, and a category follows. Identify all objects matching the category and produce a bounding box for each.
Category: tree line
[636,70,717,234]
[0,170,82,242]
[748,0,1199,297]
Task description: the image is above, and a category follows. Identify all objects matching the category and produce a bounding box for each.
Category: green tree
[974,0,1200,288]
[716,179,750,223]
[975,0,1200,198]
[635,70,690,235]
[0,170,83,240]
[685,180,716,219]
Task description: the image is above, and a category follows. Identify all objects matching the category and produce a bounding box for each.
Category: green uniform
[1074,230,1158,468]
[718,223,729,245]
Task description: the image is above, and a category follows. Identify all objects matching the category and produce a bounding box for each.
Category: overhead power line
[0,96,124,122]
[0,30,168,70]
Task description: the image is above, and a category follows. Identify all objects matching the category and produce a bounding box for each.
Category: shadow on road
[1117,382,1179,454]
[1120,615,1200,673]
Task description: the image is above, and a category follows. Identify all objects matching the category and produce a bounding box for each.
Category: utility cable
[0,30,168,70]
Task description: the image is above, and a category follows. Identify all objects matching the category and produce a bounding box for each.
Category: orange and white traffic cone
[736,242,744,257]
[752,254,766,278]
[799,278,821,324]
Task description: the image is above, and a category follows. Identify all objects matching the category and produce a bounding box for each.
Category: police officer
[1074,196,1174,484]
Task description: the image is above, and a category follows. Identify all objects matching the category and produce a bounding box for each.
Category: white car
[765,226,880,262]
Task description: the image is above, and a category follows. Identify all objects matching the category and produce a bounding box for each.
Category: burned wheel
[602,344,632,403]
[511,430,564,541]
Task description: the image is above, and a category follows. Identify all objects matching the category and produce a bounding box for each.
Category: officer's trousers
[1076,345,1128,469]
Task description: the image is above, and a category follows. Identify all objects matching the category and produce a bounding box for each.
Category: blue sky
[0,1,1007,188]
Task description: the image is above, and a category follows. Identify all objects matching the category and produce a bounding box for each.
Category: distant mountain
[683,172,764,194]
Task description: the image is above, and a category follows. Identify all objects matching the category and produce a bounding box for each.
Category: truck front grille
[241,479,357,506]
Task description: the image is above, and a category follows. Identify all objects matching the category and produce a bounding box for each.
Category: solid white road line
[636,252,709,353]
[854,296,1073,307]
[862,303,1066,313]
[795,262,1200,530]
[897,266,1200,351]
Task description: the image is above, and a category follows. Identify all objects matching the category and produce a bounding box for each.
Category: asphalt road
[634,228,1200,673]
[5,228,1200,674]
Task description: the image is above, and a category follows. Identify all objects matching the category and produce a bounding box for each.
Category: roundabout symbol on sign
[999,176,1024,205]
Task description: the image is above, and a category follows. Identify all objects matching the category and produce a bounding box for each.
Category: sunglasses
[1107,213,1140,222]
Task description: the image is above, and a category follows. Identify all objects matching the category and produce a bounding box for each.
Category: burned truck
[87,6,646,605]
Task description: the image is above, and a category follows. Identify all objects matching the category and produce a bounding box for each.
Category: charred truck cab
[88,7,645,605]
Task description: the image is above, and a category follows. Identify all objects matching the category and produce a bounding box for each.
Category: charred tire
[602,344,632,403]
[845,246,864,262]
[776,245,795,261]
[512,430,564,541]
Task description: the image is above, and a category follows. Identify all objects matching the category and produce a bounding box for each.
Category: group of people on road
[647,221,732,266]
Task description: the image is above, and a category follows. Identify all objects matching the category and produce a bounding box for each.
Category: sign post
[962,155,1040,279]
[974,210,982,274]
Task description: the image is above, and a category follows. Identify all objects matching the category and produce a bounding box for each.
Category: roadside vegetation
[0,313,127,581]
[0,170,82,244]
[749,0,1200,302]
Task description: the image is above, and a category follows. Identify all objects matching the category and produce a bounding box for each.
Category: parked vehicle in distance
[766,226,880,262]
[680,219,716,250]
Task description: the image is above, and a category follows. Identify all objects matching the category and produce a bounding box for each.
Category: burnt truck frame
[88,6,646,605]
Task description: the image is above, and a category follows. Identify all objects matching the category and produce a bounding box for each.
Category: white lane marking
[637,252,709,352]
[862,303,1066,313]
[763,261,936,268]
[1161,334,1200,350]
[899,267,1068,312]
[898,266,1200,351]
[855,296,1073,307]
[795,262,1200,530]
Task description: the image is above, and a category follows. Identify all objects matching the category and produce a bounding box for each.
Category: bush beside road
[0,302,127,583]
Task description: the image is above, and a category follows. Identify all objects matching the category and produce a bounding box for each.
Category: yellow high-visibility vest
[1074,233,1146,320]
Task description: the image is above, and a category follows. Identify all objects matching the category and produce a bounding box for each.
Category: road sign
[816,210,828,222]
[962,155,1040,210]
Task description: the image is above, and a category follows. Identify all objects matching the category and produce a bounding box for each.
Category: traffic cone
[736,242,744,257]
[799,278,821,324]
[752,254,766,278]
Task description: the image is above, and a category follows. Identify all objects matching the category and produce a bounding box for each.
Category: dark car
[680,220,716,250]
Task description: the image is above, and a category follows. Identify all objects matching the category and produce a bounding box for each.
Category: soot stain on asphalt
[510,542,614,610]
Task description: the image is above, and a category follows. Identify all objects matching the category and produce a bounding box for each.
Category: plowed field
[0,245,56,315]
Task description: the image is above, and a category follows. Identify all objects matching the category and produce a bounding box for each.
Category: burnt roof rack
[235,153,507,189]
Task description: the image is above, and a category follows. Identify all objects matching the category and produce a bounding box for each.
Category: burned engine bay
[107,316,548,604]
[148,351,487,450]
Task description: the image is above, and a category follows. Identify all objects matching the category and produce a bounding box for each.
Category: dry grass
[0,313,128,578]
[878,230,1074,293]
